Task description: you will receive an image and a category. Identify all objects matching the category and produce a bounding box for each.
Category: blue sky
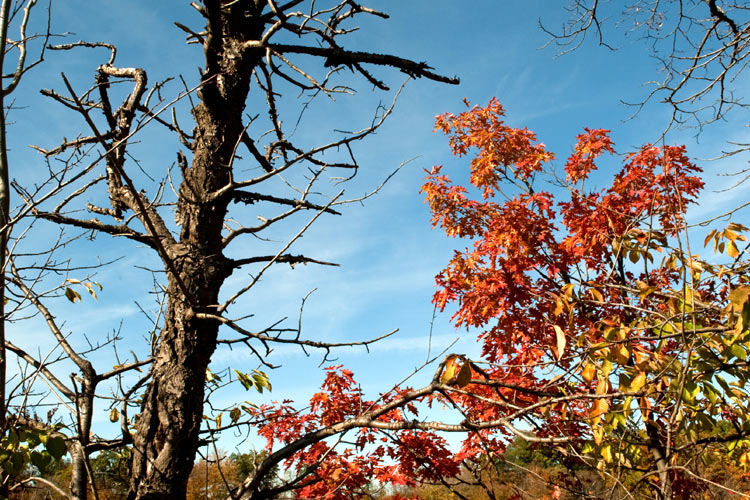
[5,1,749,452]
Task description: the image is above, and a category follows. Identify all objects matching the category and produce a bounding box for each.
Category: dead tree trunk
[128,5,263,498]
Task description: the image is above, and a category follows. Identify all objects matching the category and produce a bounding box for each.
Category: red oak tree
[415,98,750,499]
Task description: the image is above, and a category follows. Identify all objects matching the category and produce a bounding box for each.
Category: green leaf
[45,436,67,460]
[681,381,700,406]
[30,450,52,472]
[611,411,626,430]
[741,301,750,333]
[5,451,25,476]
[205,368,222,383]
[235,370,253,391]
[702,382,719,406]
[24,430,41,448]
[716,375,731,393]
[695,412,715,432]
[251,370,272,392]
[730,343,747,361]
[7,428,19,448]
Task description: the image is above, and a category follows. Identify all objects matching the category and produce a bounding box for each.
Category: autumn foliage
[207,98,750,499]
[420,98,750,498]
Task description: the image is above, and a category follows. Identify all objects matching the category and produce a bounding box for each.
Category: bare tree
[4,257,152,499]
[18,2,459,498]
[0,0,61,496]
[0,0,48,439]
[543,1,750,158]
[0,3,139,494]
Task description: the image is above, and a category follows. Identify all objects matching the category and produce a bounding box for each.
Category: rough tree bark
[126,5,258,497]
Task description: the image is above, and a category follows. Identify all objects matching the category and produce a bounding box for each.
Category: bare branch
[230,253,339,268]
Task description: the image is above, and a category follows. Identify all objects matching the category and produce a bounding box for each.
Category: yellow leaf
[704,229,717,248]
[601,443,613,464]
[589,288,604,302]
[629,372,647,393]
[633,350,650,371]
[65,287,81,303]
[593,424,604,445]
[727,240,740,258]
[590,398,610,419]
[724,228,740,241]
[615,327,627,341]
[581,363,596,383]
[538,405,551,417]
[741,451,749,471]
[729,286,750,310]
[637,285,656,300]
[553,297,565,316]
[612,238,621,254]
[623,396,634,416]
[596,379,609,396]
[687,258,703,272]
[554,325,566,361]
[611,344,631,365]
[665,254,678,270]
